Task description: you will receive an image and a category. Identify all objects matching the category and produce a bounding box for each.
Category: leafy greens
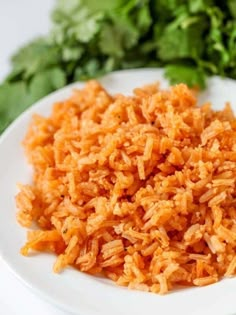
[1,0,236,132]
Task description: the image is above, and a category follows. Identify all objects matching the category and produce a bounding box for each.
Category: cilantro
[29,67,66,101]
[9,38,61,80]
[165,64,206,89]
[1,0,236,132]
[0,82,28,133]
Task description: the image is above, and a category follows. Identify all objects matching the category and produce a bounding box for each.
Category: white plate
[0,69,236,315]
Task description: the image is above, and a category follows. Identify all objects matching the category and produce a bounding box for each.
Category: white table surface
[0,1,70,314]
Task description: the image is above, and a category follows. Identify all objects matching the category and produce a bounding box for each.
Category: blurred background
[0,0,54,80]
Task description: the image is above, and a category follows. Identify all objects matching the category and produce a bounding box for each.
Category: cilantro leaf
[0,82,29,133]
[227,0,236,18]
[0,68,66,132]
[165,64,206,89]
[29,67,66,102]
[9,38,61,80]
[157,16,207,61]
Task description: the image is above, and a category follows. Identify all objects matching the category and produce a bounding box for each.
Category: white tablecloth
[0,1,69,313]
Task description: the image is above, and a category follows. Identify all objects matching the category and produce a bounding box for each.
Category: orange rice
[16,81,236,294]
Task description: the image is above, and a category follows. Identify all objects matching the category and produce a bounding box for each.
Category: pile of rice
[16,81,236,294]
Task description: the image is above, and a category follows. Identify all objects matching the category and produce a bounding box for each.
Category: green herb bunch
[1,0,236,132]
